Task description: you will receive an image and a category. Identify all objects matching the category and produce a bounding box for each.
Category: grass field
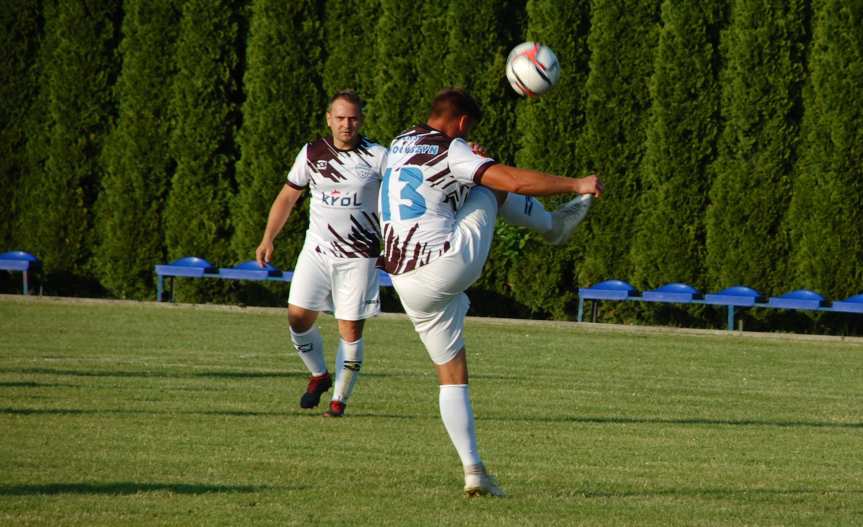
[2,296,862,526]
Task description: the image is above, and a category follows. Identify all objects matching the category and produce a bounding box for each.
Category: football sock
[290,326,326,376]
[499,193,552,234]
[439,384,482,467]
[333,337,363,403]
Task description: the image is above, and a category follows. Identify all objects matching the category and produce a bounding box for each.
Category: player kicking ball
[256,90,387,417]
[380,89,602,496]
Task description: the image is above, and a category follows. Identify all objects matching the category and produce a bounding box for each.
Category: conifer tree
[411,2,451,120]
[164,0,245,299]
[0,2,42,250]
[787,0,863,298]
[482,0,592,318]
[15,0,121,284]
[443,0,525,165]
[232,0,324,270]
[95,0,182,299]
[575,0,661,286]
[364,0,425,141]
[706,0,808,293]
[322,0,380,110]
[630,0,724,289]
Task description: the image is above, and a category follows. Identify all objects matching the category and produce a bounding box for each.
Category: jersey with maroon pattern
[287,136,386,258]
[379,124,496,275]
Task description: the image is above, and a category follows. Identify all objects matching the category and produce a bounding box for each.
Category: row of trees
[2,0,861,326]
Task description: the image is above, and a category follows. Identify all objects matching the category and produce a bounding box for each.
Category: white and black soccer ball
[505,42,560,97]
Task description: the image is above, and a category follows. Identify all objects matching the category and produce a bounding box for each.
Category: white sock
[290,326,326,376]
[439,384,482,467]
[499,193,552,234]
[333,338,363,402]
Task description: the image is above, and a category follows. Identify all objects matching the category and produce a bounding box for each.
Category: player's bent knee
[288,305,318,333]
[435,348,468,385]
[337,319,365,342]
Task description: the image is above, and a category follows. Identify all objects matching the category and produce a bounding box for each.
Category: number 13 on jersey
[381,166,426,221]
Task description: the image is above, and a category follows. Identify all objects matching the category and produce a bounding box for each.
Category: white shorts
[391,187,498,364]
[288,240,381,320]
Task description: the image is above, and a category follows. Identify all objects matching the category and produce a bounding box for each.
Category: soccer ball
[505,42,560,97]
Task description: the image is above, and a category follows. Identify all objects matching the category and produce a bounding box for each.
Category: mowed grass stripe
[1,298,862,526]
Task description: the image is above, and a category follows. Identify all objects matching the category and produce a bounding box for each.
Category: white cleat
[542,194,593,245]
[464,463,505,498]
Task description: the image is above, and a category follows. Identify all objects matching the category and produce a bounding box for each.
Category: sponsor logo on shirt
[322,189,362,207]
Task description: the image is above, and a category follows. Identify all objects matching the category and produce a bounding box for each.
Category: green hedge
[3,0,863,330]
[322,0,380,106]
[15,0,120,288]
[231,0,324,273]
[575,0,661,287]
[163,0,245,302]
[787,0,863,299]
[476,0,593,319]
[630,1,724,290]
[95,0,181,299]
[0,2,42,251]
[705,0,808,294]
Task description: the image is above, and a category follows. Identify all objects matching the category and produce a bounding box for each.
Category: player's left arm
[479,164,603,198]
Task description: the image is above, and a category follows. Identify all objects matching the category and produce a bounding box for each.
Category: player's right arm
[256,183,304,267]
[479,164,603,198]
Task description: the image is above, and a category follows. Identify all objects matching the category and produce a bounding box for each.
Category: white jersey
[287,136,386,258]
[379,124,496,274]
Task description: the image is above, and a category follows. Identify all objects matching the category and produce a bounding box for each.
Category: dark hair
[429,88,483,123]
[329,89,363,111]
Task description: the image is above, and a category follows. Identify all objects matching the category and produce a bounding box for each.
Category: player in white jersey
[256,90,386,417]
[380,89,603,496]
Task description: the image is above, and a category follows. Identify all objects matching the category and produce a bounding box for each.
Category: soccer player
[380,88,603,496]
[256,90,386,418]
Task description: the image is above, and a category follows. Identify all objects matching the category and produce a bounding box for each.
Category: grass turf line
[1,297,862,526]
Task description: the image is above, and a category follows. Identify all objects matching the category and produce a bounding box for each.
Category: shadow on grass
[0,482,278,496]
[0,367,406,380]
[576,486,863,499]
[0,381,77,388]
[0,407,438,420]
[4,406,860,429]
[487,414,863,430]
[0,367,303,380]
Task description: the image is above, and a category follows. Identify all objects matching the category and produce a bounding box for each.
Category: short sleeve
[448,138,497,185]
[286,144,309,189]
[373,145,387,182]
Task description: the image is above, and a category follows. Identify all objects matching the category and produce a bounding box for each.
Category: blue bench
[0,251,42,295]
[155,256,391,302]
[577,279,863,331]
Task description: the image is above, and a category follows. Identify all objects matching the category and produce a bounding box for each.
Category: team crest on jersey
[316,160,328,170]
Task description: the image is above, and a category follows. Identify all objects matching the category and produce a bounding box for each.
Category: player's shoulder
[305,137,331,160]
[447,136,473,156]
[358,136,387,156]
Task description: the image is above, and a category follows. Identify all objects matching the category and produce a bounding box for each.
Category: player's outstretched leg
[290,326,331,409]
[325,337,364,417]
[544,194,592,245]
[499,193,592,245]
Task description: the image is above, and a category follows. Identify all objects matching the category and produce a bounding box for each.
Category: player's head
[427,88,483,138]
[326,89,364,148]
